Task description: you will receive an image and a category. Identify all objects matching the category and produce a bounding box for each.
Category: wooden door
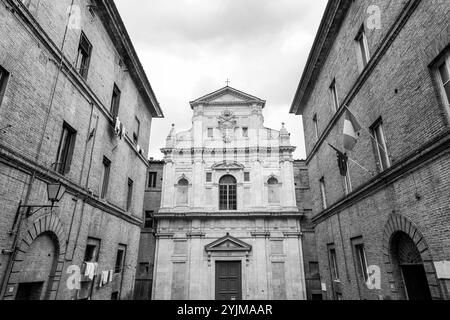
[215,261,242,300]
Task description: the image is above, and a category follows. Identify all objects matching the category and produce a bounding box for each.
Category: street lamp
[47,182,66,207]
[15,181,67,217]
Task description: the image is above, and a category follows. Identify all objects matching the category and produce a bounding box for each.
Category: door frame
[210,257,246,301]
[215,260,242,301]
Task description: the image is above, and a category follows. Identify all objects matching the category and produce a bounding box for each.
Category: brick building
[290,0,450,300]
[0,0,163,300]
[293,160,321,300]
[134,160,164,300]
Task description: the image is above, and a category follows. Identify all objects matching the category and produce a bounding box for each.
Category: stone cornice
[190,86,266,109]
[290,0,352,114]
[94,0,163,117]
[160,147,295,155]
[154,211,303,219]
[283,232,303,238]
[312,129,450,225]
[250,231,271,238]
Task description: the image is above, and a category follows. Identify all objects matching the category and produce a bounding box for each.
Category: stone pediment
[211,161,245,171]
[205,233,252,252]
[190,86,266,108]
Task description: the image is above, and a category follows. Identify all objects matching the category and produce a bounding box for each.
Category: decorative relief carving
[217,110,238,143]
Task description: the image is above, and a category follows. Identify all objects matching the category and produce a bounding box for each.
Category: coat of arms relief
[218,110,238,143]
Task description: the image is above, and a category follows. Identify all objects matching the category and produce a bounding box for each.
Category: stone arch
[174,174,192,186]
[264,174,282,185]
[7,213,67,300]
[382,214,442,300]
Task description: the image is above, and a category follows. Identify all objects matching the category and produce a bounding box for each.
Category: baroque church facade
[152,87,306,300]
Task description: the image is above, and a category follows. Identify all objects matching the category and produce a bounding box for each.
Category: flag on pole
[343,110,362,151]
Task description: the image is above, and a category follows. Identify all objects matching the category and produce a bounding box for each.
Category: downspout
[69,112,98,300]
[72,112,99,259]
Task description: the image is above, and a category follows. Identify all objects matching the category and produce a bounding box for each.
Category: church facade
[152,87,306,300]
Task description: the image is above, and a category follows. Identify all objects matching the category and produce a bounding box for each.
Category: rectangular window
[313,114,319,141]
[133,117,140,145]
[111,292,119,300]
[244,172,250,182]
[356,26,370,69]
[207,128,214,138]
[0,65,10,107]
[328,247,339,281]
[319,177,327,210]
[84,237,101,263]
[206,172,212,183]
[76,32,92,80]
[144,211,155,229]
[115,244,126,273]
[438,57,450,106]
[126,178,133,211]
[55,122,77,175]
[353,242,369,282]
[100,157,111,199]
[242,127,249,138]
[148,172,157,188]
[219,184,237,210]
[110,84,121,117]
[330,79,339,112]
[371,120,390,171]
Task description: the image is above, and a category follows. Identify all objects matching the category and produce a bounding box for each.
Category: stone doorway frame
[382,214,443,300]
[4,213,66,300]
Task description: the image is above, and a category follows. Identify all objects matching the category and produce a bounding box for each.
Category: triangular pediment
[205,234,252,252]
[211,161,245,171]
[190,86,266,108]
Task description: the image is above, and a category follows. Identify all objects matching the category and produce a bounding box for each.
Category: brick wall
[294,0,450,300]
[0,0,159,300]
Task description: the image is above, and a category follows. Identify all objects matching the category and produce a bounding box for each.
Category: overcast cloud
[115,0,328,159]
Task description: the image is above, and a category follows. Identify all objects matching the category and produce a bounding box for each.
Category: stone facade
[153,86,307,300]
[290,0,450,300]
[0,0,163,300]
[134,160,164,300]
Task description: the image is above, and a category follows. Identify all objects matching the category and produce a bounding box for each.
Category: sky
[115,0,328,160]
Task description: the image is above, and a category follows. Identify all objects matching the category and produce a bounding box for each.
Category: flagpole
[347,157,376,176]
[343,105,390,157]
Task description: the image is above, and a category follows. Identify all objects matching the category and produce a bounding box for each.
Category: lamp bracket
[19,205,59,217]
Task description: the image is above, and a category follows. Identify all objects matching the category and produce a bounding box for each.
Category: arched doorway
[389,231,431,300]
[15,232,59,300]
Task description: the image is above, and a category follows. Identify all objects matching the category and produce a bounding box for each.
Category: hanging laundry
[84,262,98,281]
[108,270,114,283]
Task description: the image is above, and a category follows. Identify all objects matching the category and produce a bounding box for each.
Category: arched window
[219,175,237,211]
[177,178,189,206]
[268,177,280,204]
